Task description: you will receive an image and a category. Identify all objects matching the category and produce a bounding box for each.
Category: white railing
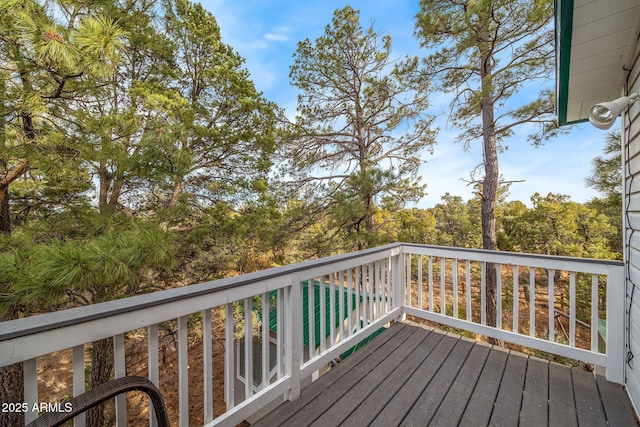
[400,244,625,383]
[0,243,625,426]
[0,244,401,427]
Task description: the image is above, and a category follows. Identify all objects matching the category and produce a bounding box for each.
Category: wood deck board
[368,334,460,427]
[252,322,412,427]
[458,347,509,426]
[520,357,549,426]
[309,326,432,426]
[489,351,528,426]
[401,338,475,426]
[572,368,606,427]
[549,363,578,426]
[596,375,638,426]
[428,342,491,426]
[254,323,638,427]
[290,325,423,426]
[339,330,446,427]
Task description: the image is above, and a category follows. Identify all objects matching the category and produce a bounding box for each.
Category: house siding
[623,38,640,414]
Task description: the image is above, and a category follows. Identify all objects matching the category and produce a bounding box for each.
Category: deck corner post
[606,264,625,384]
[286,274,303,401]
[392,246,405,321]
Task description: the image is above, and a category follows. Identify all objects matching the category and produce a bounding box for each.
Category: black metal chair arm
[26,376,170,427]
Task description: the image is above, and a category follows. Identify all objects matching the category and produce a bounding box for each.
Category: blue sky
[200,0,613,208]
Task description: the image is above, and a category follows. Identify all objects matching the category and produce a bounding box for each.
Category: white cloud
[264,33,290,42]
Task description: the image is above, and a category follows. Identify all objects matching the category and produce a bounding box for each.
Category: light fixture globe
[589,106,617,130]
[589,94,639,130]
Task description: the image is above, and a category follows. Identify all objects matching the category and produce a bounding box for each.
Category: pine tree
[415,0,557,329]
[586,132,623,255]
[138,0,278,212]
[0,2,123,425]
[285,6,435,250]
[0,0,123,232]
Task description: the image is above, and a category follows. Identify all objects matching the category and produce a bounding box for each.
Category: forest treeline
[0,0,621,319]
[0,1,623,424]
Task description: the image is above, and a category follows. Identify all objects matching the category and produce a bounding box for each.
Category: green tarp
[256,280,358,348]
[255,280,385,359]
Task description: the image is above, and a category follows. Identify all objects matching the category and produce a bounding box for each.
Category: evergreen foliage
[0,2,625,425]
[284,6,435,250]
[415,0,558,329]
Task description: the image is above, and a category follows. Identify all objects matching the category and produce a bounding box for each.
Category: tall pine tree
[286,6,435,249]
[415,0,557,330]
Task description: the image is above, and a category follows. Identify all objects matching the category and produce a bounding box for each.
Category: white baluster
[178,316,188,427]
[73,345,86,427]
[114,334,126,427]
[203,310,213,423]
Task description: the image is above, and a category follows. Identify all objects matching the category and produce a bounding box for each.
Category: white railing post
[224,303,234,411]
[277,288,284,380]
[261,293,270,390]
[114,334,126,427]
[73,345,86,427]
[23,359,37,425]
[286,274,302,401]
[243,298,253,399]
[148,324,159,427]
[203,310,213,424]
[391,246,405,320]
[178,316,189,427]
[606,264,625,383]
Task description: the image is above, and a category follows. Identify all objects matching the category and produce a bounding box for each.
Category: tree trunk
[359,181,375,251]
[0,365,24,427]
[98,163,113,213]
[0,186,9,235]
[480,45,500,342]
[87,338,114,427]
[0,308,24,427]
[108,175,124,210]
[523,281,531,306]
[482,136,499,330]
[0,189,19,427]
[168,179,184,208]
[0,159,28,234]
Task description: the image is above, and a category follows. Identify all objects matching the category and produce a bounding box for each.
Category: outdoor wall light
[589,93,640,130]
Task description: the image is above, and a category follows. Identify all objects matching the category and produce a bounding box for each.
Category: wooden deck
[254,322,637,426]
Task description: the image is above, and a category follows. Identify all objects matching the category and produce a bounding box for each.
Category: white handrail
[0,243,625,426]
[400,245,624,383]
